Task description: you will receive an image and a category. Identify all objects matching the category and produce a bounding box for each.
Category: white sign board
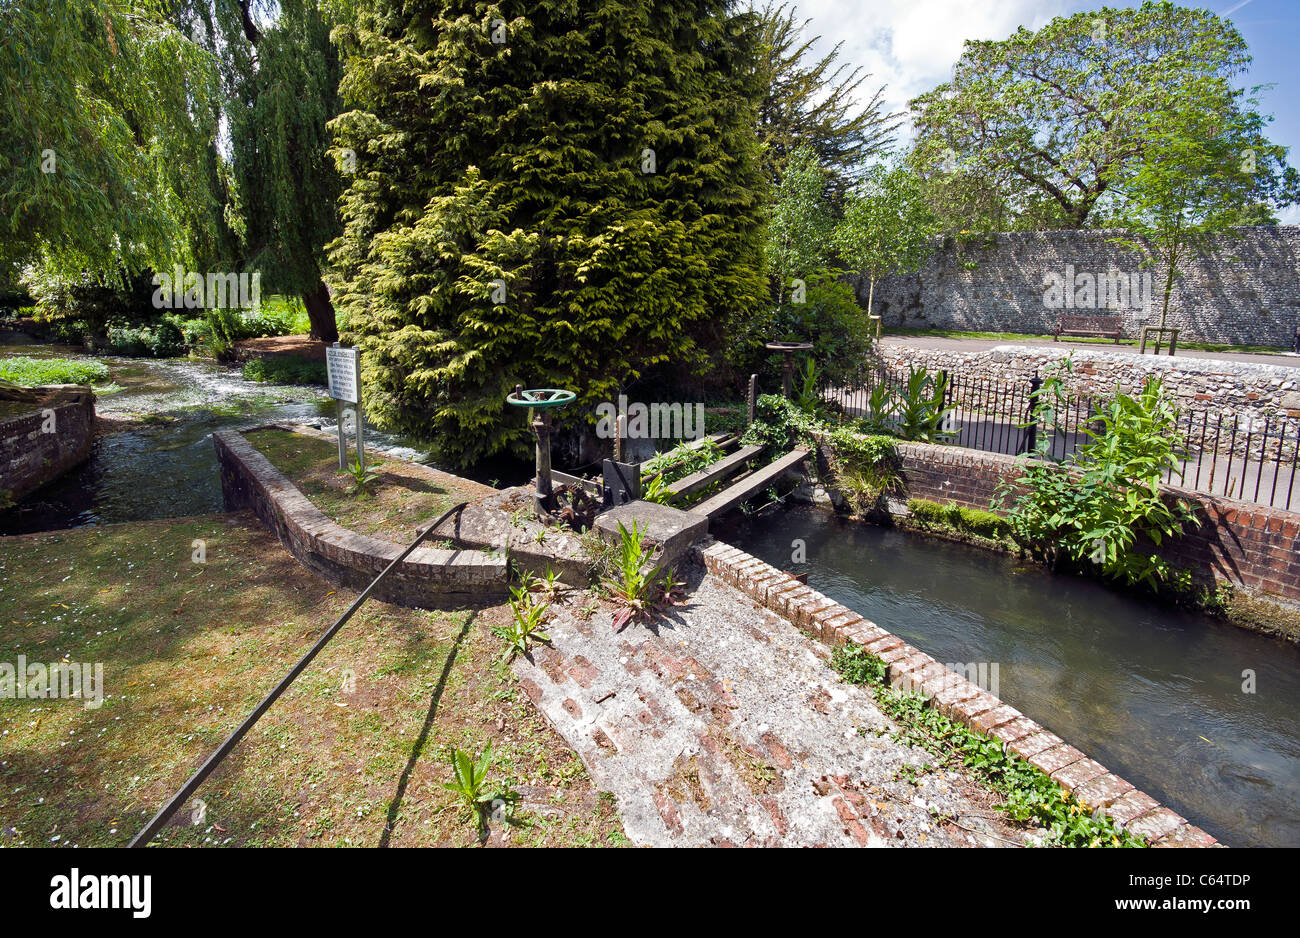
[326,345,360,403]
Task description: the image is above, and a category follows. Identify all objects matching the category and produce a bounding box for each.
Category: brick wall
[892,440,1300,606]
[859,226,1300,346]
[0,386,95,503]
[213,429,507,608]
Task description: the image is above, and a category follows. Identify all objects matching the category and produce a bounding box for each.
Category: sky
[785,0,1300,223]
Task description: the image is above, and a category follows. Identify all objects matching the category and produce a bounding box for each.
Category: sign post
[326,343,363,471]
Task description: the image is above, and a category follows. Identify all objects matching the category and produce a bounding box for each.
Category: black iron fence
[824,364,1300,512]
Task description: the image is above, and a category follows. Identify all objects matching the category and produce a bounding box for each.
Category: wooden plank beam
[688,448,810,520]
[666,444,763,503]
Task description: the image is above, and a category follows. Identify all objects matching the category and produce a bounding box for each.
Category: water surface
[719,506,1300,848]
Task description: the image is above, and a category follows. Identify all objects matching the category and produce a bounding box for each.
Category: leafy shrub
[824,427,900,514]
[104,318,186,357]
[996,376,1195,586]
[769,274,874,386]
[242,358,327,385]
[740,393,822,452]
[0,356,110,386]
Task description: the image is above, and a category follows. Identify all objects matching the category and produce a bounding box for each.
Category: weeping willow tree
[0,0,233,282]
[178,0,346,340]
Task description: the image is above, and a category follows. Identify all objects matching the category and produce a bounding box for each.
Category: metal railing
[129,501,468,847]
[825,364,1300,512]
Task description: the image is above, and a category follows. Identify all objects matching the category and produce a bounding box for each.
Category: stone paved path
[514,563,1032,847]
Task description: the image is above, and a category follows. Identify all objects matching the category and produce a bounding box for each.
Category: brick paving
[514,565,1036,847]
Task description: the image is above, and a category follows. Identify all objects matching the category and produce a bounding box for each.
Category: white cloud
[783,0,1068,146]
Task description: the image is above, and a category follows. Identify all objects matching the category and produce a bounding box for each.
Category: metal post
[334,341,347,469]
[337,400,347,469]
[533,408,553,514]
[747,374,758,425]
[615,413,626,463]
[355,402,366,473]
[781,353,794,398]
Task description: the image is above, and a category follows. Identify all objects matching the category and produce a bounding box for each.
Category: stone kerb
[212,429,506,607]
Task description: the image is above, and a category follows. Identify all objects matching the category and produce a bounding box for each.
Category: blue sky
[788,0,1300,222]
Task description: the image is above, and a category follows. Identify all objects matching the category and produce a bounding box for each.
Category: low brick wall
[894,441,1300,608]
[213,429,507,607]
[0,386,95,503]
[698,541,1217,847]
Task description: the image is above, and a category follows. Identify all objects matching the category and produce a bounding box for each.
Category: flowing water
[0,345,448,535]
[718,505,1300,848]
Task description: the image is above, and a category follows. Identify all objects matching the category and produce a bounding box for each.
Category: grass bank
[246,427,495,544]
[0,514,623,847]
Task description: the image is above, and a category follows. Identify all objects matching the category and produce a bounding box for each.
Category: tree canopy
[755,2,897,203]
[0,0,231,281]
[909,1,1282,231]
[328,0,770,467]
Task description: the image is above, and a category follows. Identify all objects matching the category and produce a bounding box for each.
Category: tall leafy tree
[178,0,346,340]
[755,2,897,202]
[833,162,938,321]
[764,145,833,309]
[328,0,769,467]
[0,0,230,281]
[1107,81,1298,330]
[909,1,1273,231]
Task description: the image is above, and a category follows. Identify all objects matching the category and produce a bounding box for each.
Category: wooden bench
[1054,313,1122,343]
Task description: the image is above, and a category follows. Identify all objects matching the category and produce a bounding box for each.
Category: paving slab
[514,564,1034,847]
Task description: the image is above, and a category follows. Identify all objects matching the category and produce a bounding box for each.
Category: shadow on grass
[378,610,477,847]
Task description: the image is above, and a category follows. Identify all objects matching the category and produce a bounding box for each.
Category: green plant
[852,382,896,436]
[831,643,887,685]
[907,499,1012,541]
[740,393,821,452]
[793,357,821,414]
[604,521,662,631]
[441,744,515,832]
[996,376,1195,586]
[894,367,953,442]
[536,565,563,598]
[822,428,900,514]
[642,473,673,505]
[0,356,110,387]
[641,438,725,486]
[339,456,381,496]
[242,357,327,385]
[497,585,551,661]
[831,644,1145,847]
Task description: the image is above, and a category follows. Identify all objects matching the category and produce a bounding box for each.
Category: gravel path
[514,564,1033,847]
[880,333,1300,368]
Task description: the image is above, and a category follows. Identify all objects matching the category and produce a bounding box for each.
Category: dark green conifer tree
[328,1,769,467]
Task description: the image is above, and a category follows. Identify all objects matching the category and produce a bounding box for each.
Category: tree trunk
[302,280,338,342]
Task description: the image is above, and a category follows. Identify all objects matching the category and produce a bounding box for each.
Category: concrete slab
[594,500,708,574]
